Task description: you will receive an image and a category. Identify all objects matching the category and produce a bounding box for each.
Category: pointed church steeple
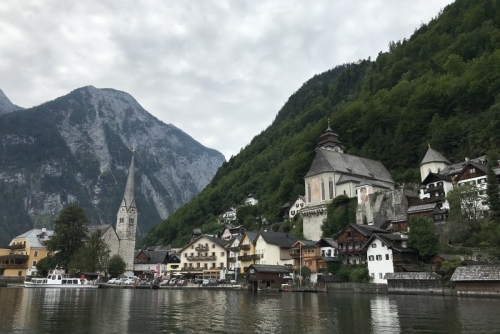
[316,120,346,152]
[115,150,138,273]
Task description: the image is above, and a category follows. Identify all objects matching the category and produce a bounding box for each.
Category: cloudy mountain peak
[0,88,23,115]
[0,86,225,244]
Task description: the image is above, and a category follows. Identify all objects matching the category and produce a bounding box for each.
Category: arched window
[329,177,333,199]
[321,179,325,201]
[307,183,311,203]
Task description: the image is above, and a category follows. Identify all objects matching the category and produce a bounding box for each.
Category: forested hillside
[142,0,500,247]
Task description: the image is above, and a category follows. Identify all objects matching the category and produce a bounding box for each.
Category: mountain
[142,0,500,247]
[0,88,23,115]
[0,86,225,244]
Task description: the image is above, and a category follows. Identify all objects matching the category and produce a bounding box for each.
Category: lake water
[0,286,499,334]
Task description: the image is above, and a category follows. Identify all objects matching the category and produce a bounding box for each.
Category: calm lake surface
[0,286,499,334]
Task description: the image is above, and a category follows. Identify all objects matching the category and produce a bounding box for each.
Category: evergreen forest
[142,0,500,247]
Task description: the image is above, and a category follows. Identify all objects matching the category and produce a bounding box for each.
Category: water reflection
[2,288,500,333]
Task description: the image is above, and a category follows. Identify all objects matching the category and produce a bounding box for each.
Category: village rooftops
[258,232,299,248]
[451,265,500,281]
[385,272,442,280]
[246,264,291,274]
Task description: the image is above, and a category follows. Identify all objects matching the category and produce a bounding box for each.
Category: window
[329,178,334,199]
[470,168,476,173]
[32,260,37,266]
[368,255,374,261]
[371,244,377,248]
[376,255,382,261]
[191,245,194,249]
[379,273,383,279]
[221,252,225,256]
[321,179,325,201]
[385,254,389,260]
[212,252,215,256]
[307,183,311,202]
[184,253,187,257]
[34,251,38,257]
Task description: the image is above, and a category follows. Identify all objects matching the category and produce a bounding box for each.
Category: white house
[365,233,418,284]
[244,194,259,206]
[288,196,305,219]
[179,235,228,279]
[222,207,237,223]
[226,236,241,275]
[254,232,298,266]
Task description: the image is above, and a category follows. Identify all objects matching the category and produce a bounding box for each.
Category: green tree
[69,229,110,273]
[486,162,500,223]
[447,183,483,233]
[35,255,57,277]
[107,254,126,278]
[408,217,438,262]
[322,195,355,237]
[47,204,90,271]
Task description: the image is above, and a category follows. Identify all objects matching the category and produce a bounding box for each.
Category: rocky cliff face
[0,86,225,243]
[0,88,23,115]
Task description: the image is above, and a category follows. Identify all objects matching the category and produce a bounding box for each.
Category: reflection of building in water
[370,297,401,334]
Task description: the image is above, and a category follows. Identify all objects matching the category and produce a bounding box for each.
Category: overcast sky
[0,1,454,160]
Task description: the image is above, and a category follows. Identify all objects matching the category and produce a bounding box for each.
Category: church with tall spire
[115,151,138,273]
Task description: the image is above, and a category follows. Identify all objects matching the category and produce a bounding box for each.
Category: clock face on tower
[130,208,135,214]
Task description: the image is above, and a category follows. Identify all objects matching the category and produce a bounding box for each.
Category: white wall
[366,238,394,284]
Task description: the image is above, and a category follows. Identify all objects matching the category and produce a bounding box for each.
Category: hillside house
[301,124,395,240]
[336,223,389,265]
[0,228,54,278]
[244,194,259,206]
[221,225,246,241]
[364,233,418,284]
[287,196,305,219]
[254,232,298,267]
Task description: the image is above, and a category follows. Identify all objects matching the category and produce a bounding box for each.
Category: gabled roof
[134,250,170,264]
[451,265,500,281]
[13,228,54,248]
[455,161,489,182]
[291,240,317,248]
[407,203,439,214]
[179,234,227,252]
[364,233,417,253]
[316,237,338,248]
[305,148,394,185]
[258,232,299,248]
[441,155,488,176]
[420,147,450,166]
[242,231,258,243]
[385,272,441,280]
[246,264,291,274]
[421,172,452,185]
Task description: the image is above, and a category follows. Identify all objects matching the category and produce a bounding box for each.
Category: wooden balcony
[195,245,209,252]
[228,257,237,263]
[424,185,444,194]
[0,263,27,269]
[239,244,250,251]
[9,243,25,250]
[186,255,217,261]
[0,254,29,269]
[238,254,261,261]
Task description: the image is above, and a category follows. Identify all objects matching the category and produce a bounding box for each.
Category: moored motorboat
[24,270,99,289]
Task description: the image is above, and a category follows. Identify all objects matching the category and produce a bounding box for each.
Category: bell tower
[116,150,137,273]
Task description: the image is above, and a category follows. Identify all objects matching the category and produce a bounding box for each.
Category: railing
[186,255,216,261]
[9,244,25,250]
[239,244,250,251]
[238,254,262,261]
[0,263,27,269]
[229,247,240,252]
[195,245,209,252]
[228,257,236,262]
[424,185,444,193]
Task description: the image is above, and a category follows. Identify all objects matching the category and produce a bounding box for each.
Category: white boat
[24,270,99,289]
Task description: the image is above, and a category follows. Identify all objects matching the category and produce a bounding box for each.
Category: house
[301,124,395,240]
[179,235,229,280]
[0,228,54,278]
[385,272,443,294]
[287,196,305,219]
[454,161,491,218]
[316,237,340,274]
[290,240,319,276]
[419,172,452,209]
[364,233,418,284]
[451,265,500,297]
[254,232,298,267]
[406,203,447,224]
[244,194,259,206]
[237,232,259,273]
[226,235,241,277]
[245,264,291,291]
[317,274,342,292]
[133,249,171,278]
[222,207,237,223]
[221,225,246,241]
[336,223,389,265]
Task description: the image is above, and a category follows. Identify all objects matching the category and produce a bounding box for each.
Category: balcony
[9,243,25,250]
[195,245,209,252]
[229,246,240,252]
[238,254,262,261]
[0,263,27,269]
[422,195,445,203]
[228,257,237,263]
[239,244,250,251]
[424,184,444,194]
[186,255,217,261]
[0,254,29,269]
[338,248,363,254]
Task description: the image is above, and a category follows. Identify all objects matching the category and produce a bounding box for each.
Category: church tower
[316,121,346,152]
[116,151,137,273]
